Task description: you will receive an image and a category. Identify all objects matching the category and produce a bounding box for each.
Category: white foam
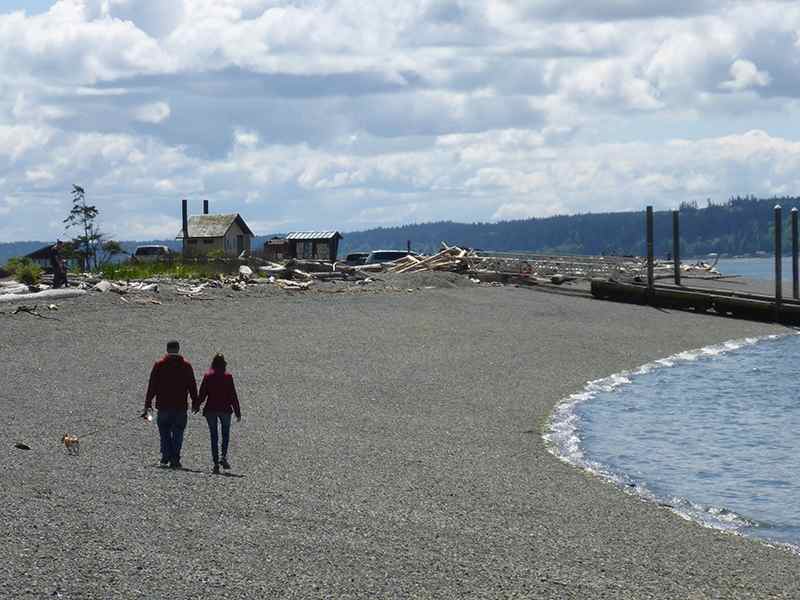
[543,331,799,551]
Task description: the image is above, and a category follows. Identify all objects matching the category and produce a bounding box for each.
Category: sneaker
[159,457,170,467]
[170,460,182,469]
[220,457,231,470]
[212,464,220,474]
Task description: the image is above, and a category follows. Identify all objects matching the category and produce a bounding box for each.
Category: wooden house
[177,199,254,258]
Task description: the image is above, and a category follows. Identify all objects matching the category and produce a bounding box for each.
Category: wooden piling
[792,207,798,300]
[672,209,681,286]
[775,204,782,303]
[646,206,654,292]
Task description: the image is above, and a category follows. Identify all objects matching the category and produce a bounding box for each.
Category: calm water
[546,333,800,552]
[719,256,797,283]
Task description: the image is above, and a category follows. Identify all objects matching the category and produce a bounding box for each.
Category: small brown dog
[62,434,80,455]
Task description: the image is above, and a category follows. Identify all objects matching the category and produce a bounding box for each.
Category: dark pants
[157,409,187,465]
[205,412,232,464]
[52,270,67,289]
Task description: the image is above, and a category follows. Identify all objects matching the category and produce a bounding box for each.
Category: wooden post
[181,199,188,257]
[646,206,654,292]
[775,204,782,303]
[792,207,799,300]
[672,209,681,286]
[407,239,411,254]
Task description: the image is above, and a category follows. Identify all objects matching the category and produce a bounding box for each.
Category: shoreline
[544,331,800,557]
[2,278,799,598]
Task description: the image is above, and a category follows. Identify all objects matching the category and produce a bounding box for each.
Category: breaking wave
[544,333,800,554]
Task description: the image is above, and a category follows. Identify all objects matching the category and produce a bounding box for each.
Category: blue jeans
[157,409,188,464]
[205,412,232,464]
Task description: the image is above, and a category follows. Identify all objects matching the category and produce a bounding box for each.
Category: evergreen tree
[63,185,102,271]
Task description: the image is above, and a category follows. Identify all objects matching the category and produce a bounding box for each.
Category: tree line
[339,196,800,258]
[3,194,799,268]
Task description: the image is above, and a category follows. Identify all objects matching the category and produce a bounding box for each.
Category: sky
[2,1,800,241]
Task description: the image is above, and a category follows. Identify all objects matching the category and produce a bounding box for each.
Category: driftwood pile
[384,244,723,284]
[384,244,581,285]
[387,245,473,274]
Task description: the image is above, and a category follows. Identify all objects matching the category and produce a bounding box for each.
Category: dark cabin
[25,243,78,271]
[285,231,343,261]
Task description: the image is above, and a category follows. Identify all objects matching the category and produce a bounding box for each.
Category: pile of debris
[383,244,585,285]
[387,246,474,274]
[383,243,724,284]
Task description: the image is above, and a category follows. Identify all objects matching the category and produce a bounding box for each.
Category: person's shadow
[147,464,244,477]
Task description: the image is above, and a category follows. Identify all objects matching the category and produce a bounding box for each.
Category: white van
[132,245,170,263]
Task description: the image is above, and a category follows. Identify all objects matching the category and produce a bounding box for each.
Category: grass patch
[100,261,216,280]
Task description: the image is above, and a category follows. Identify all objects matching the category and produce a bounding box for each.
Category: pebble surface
[1,277,797,599]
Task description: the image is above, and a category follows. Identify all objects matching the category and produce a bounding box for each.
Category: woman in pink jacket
[193,353,241,474]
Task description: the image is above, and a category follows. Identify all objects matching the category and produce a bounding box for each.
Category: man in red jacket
[142,340,198,468]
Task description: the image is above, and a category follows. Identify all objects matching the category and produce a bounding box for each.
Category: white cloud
[2,1,800,240]
[133,101,171,124]
[720,59,771,91]
[25,168,54,183]
[123,217,182,240]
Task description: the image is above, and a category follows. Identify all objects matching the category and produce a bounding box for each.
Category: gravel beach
[1,277,798,599]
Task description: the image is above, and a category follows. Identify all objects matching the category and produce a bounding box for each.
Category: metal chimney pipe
[203,199,209,215]
[182,199,188,241]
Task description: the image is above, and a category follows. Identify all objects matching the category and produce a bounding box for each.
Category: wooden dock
[591,278,800,325]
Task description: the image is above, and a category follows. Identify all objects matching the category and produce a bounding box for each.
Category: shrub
[5,257,42,285]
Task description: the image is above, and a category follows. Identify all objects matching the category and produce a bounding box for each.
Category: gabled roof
[26,244,56,259]
[286,231,342,240]
[177,214,254,239]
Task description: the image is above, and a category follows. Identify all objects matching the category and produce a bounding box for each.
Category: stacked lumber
[387,245,474,273]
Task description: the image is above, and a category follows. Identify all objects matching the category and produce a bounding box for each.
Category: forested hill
[339,196,800,257]
[2,196,797,265]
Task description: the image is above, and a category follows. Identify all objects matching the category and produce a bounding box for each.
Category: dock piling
[792,208,798,300]
[646,206,654,293]
[775,205,782,303]
[672,209,681,286]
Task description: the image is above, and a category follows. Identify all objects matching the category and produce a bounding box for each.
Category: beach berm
[1,277,797,599]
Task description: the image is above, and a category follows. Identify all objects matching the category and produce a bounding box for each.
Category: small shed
[263,237,290,261]
[178,213,254,258]
[286,231,343,261]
